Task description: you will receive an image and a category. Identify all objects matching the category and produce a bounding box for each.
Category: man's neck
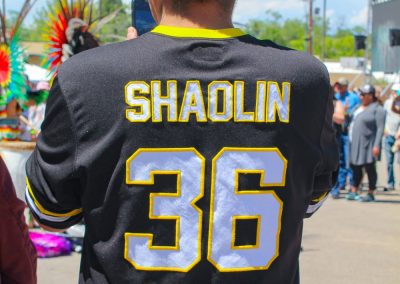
[159,7,234,29]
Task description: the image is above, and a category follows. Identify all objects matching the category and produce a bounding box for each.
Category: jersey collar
[151,25,246,39]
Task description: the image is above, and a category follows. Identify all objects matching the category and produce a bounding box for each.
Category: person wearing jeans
[332,78,360,197]
[331,96,345,198]
[384,135,397,189]
[383,84,400,190]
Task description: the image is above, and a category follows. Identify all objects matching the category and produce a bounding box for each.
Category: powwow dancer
[0,0,35,140]
[42,0,119,76]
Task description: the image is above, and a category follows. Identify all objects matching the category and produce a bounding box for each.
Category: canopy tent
[24,64,51,83]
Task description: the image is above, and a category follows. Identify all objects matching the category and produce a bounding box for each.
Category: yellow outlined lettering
[234,81,255,122]
[208,148,286,272]
[151,80,178,122]
[266,82,291,123]
[255,81,267,122]
[208,81,234,122]
[178,81,207,122]
[124,148,205,272]
[125,81,151,123]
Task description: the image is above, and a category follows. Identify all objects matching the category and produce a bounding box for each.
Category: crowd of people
[331,79,400,201]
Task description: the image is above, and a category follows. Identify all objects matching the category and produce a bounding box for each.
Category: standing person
[331,90,345,199]
[333,78,361,194]
[0,157,37,284]
[391,83,400,115]
[25,0,338,283]
[348,85,386,202]
[383,83,400,190]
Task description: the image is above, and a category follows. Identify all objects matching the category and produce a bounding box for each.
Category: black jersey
[26,26,338,284]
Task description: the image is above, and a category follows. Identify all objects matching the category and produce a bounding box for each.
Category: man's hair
[172,0,235,12]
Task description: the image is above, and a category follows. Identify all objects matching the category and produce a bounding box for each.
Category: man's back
[26,26,337,283]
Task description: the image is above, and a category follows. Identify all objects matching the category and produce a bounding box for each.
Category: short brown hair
[172,0,235,12]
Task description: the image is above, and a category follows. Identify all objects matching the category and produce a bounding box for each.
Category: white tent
[24,64,51,82]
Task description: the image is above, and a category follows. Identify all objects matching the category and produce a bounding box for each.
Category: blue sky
[9,0,369,31]
[234,0,369,30]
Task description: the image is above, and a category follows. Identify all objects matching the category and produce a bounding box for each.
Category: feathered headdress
[0,0,36,107]
[42,0,119,76]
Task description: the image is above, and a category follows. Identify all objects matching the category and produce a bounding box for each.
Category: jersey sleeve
[305,68,339,218]
[25,77,83,229]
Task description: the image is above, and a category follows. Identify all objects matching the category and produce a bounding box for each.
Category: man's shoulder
[58,39,143,82]
[246,36,327,72]
[349,91,359,98]
[347,91,360,103]
[248,38,330,92]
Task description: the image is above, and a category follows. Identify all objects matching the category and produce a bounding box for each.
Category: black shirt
[26,26,338,284]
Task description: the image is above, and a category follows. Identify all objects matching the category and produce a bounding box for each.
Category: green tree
[18,3,370,58]
[14,0,129,43]
[97,0,130,42]
[246,11,288,46]
[6,10,43,41]
[246,10,367,60]
[100,0,124,14]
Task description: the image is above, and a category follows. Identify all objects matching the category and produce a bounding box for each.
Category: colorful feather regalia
[0,0,36,141]
[42,0,119,77]
[0,38,27,107]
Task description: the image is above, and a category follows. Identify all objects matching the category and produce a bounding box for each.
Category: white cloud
[233,0,305,23]
[349,5,368,27]
[326,9,335,19]
[123,0,305,26]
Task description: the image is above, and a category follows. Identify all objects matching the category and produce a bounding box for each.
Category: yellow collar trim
[151,25,246,39]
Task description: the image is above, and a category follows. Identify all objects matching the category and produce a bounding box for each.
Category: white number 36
[125,148,287,272]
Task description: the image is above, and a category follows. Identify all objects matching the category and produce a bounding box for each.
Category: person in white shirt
[383,83,400,190]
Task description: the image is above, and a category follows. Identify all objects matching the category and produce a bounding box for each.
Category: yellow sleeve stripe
[312,192,328,203]
[151,25,247,39]
[26,177,83,218]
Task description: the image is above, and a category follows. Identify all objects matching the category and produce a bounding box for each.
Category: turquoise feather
[0,37,28,107]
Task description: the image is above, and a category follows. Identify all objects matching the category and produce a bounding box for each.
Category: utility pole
[364,0,372,83]
[308,0,314,55]
[99,0,102,17]
[322,0,327,60]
